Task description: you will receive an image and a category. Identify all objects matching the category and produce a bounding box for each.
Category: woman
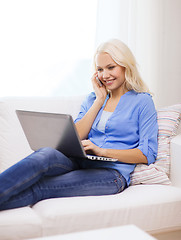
[0,39,158,210]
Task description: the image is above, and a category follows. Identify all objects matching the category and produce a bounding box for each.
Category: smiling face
[96,52,127,96]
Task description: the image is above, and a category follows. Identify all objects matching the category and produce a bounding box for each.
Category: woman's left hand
[81,140,103,156]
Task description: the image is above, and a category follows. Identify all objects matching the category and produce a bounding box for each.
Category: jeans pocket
[109,169,127,193]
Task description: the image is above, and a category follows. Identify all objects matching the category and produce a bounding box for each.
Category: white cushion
[0,207,42,239]
[0,96,85,172]
[33,185,181,236]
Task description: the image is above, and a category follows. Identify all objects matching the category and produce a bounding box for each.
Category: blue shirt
[74,90,158,185]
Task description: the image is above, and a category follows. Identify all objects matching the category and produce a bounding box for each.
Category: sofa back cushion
[0,96,85,172]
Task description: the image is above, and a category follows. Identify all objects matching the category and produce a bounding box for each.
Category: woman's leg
[37,168,127,198]
[0,168,127,210]
[0,147,79,207]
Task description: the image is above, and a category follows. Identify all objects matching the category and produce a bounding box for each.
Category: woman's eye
[97,68,102,72]
[108,66,115,70]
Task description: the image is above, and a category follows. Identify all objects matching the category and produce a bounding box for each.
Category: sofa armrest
[170,133,181,187]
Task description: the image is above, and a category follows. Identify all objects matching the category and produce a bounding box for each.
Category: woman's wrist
[98,147,107,157]
[94,96,106,108]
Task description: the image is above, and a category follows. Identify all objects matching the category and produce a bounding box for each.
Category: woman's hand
[91,72,107,104]
[82,139,103,156]
[75,73,107,141]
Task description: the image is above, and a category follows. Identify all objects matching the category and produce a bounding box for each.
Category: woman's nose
[102,70,110,79]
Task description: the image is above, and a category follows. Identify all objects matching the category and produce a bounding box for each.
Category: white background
[0,0,97,97]
[1,0,181,108]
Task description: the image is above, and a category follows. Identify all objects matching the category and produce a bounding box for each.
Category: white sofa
[0,96,181,240]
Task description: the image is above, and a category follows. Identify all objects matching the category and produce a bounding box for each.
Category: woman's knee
[38,147,70,161]
[35,147,75,167]
[27,147,59,168]
[37,147,56,154]
[36,147,60,160]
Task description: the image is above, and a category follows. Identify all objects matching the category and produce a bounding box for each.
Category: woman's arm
[82,140,147,164]
[101,148,147,164]
[75,73,107,140]
[75,99,103,140]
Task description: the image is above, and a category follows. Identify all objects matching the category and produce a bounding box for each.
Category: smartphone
[96,76,103,87]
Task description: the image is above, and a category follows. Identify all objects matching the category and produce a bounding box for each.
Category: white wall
[0,0,97,97]
[133,0,181,108]
[95,0,130,45]
[96,0,181,108]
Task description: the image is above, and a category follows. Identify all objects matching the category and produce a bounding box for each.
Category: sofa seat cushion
[0,206,42,240]
[33,185,181,237]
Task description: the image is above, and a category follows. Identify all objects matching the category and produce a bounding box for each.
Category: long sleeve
[137,95,158,165]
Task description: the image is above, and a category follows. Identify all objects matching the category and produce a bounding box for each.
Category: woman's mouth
[104,79,115,85]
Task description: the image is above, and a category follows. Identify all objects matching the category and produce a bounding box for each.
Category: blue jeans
[0,147,127,210]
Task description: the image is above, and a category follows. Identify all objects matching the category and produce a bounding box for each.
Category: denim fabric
[0,147,127,210]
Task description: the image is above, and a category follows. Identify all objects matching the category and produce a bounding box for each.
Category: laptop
[16,110,118,162]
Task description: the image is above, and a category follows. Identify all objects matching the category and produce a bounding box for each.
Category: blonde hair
[94,39,150,94]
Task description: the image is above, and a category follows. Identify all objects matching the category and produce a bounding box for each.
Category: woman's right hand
[91,72,107,104]
[75,73,107,140]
